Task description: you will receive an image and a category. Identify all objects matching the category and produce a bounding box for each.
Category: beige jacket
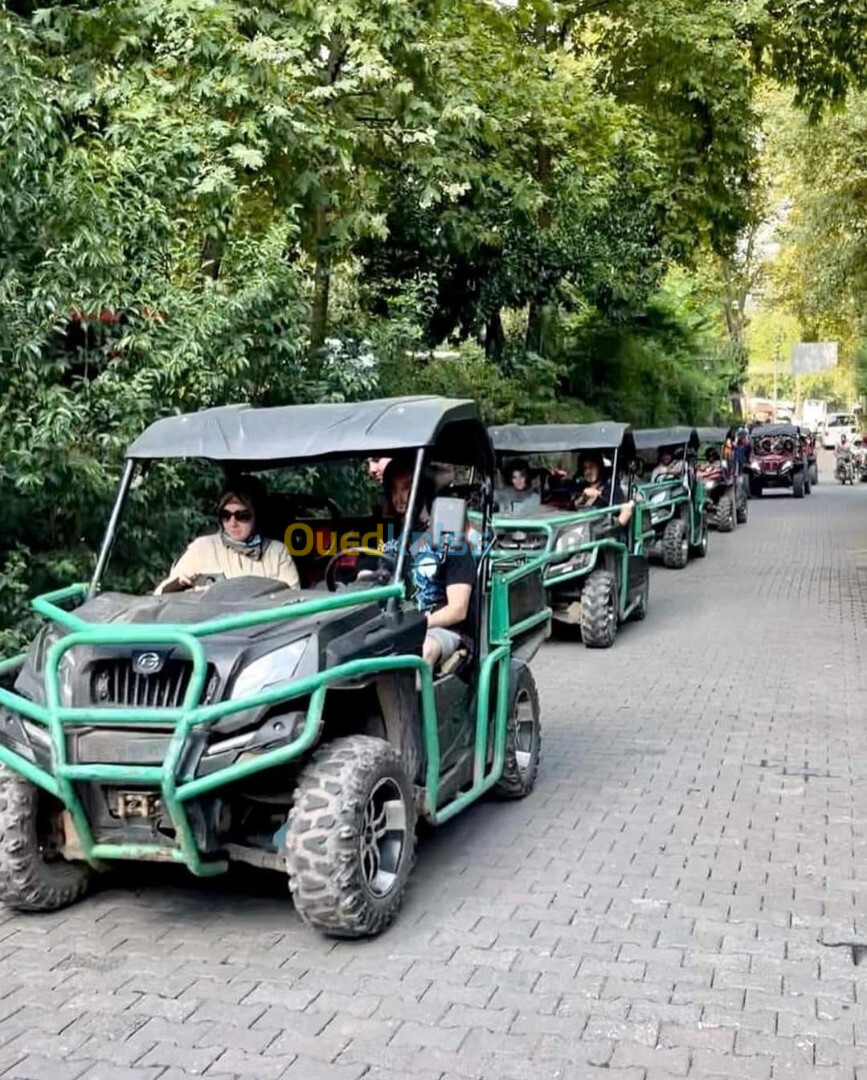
[156,533,300,594]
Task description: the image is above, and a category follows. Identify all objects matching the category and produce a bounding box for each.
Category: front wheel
[810,463,819,485]
[493,665,541,799]
[580,569,618,648]
[662,518,689,569]
[793,473,805,498]
[690,519,709,558]
[0,765,92,912]
[286,736,416,938]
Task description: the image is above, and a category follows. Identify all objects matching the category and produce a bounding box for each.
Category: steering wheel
[324,547,397,592]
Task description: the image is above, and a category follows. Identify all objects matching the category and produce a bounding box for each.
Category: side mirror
[430,496,467,552]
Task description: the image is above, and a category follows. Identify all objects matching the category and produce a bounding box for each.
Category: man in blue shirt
[383,458,475,668]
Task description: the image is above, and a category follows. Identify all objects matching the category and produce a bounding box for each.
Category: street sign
[791,342,838,374]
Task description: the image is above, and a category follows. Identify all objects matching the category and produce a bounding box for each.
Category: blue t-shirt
[384,533,476,635]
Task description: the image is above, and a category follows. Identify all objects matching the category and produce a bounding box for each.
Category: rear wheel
[793,473,805,498]
[285,736,416,938]
[662,518,689,569]
[493,665,541,800]
[580,569,618,648]
[716,494,736,533]
[736,488,748,524]
[0,765,91,912]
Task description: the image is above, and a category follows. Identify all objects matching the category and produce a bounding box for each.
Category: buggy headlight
[554,524,591,553]
[57,655,74,706]
[780,461,793,472]
[231,639,309,701]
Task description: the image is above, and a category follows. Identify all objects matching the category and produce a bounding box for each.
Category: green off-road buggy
[0,397,550,938]
[634,427,708,568]
[696,427,748,530]
[484,423,650,648]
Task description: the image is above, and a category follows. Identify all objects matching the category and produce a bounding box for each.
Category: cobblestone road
[1,453,866,1079]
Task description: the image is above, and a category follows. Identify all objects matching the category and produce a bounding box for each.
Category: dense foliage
[1,0,866,640]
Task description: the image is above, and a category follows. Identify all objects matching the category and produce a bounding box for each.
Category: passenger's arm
[617,501,635,526]
[426,583,472,630]
[155,539,204,594]
[273,545,301,589]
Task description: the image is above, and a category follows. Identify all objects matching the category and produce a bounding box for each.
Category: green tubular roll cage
[0,566,550,877]
[477,500,649,617]
[636,475,706,545]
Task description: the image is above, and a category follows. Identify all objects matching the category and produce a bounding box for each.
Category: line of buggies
[0,399,811,942]
[486,421,774,648]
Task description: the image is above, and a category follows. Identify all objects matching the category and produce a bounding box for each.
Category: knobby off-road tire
[736,489,749,524]
[662,518,689,569]
[716,494,736,533]
[690,518,709,558]
[493,664,541,800]
[793,473,805,498]
[0,765,91,912]
[580,569,618,649]
[285,735,416,938]
[810,463,819,486]
[628,575,650,621]
[750,477,763,498]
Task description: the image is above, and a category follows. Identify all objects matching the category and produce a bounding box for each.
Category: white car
[822,413,859,449]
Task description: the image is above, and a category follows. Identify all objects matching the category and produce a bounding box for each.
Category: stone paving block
[75,1068,165,1080]
[609,1041,690,1075]
[689,1048,772,1079]
[209,1047,298,1077]
[137,1041,223,1074]
[2,1056,92,1080]
[281,1058,368,1079]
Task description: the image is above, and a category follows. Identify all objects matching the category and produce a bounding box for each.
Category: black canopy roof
[634,427,700,452]
[751,423,803,438]
[125,396,493,469]
[488,422,635,457]
[697,427,732,444]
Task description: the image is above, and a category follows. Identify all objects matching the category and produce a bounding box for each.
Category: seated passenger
[651,447,685,482]
[366,456,391,483]
[572,451,635,528]
[495,458,541,514]
[704,447,721,466]
[383,457,474,668]
[156,476,300,593]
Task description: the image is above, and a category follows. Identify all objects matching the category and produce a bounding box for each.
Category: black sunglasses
[219,508,253,523]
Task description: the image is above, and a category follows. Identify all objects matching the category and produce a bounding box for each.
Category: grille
[495,529,547,553]
[89,659,216,708]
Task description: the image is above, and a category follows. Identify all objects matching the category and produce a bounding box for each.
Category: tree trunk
[485,310,505,359]
[308,204,331,377]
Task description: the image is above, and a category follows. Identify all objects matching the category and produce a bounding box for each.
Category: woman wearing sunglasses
[156,476,300,593]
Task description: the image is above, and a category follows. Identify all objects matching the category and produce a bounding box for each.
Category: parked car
[822,413,859,449]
